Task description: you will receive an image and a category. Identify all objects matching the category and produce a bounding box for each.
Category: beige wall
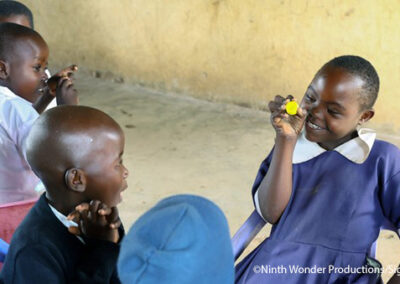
[23,0,400,127]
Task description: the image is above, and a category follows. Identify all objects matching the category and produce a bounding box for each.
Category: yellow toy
[285,101,298,115]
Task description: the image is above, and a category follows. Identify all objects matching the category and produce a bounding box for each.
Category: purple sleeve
[380,170,400,230]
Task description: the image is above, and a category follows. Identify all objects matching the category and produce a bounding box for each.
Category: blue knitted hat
[117,194,234,284]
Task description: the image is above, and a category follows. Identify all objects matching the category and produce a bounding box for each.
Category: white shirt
[254,128,376,221]
[0,86,40,204]
[48,202,84,243]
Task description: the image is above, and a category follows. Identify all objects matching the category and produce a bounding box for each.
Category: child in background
[117,194,234,284]
[0,23,77,205]
[0,0,33,28]
[235,55,400,283]
[0,0,72,112]
[0,105,129,283]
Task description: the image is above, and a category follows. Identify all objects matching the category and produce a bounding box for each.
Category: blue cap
[117,194,234,284]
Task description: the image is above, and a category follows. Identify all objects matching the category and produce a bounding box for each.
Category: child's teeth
[308,121,322,130]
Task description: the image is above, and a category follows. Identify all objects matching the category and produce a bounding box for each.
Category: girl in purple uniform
[236,55,400,284]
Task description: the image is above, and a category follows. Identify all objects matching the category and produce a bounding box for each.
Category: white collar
[48,202,84,243]
[292,128,376,164]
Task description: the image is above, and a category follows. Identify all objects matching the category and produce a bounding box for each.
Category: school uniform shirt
[0,86,40,205]
[0,194,123,283]
[236,129,400,283]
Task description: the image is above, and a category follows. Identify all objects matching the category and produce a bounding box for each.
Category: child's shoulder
[372,139,400,156]
[369,139,400,173]
[12,196,74,249]
[0,87,38,129]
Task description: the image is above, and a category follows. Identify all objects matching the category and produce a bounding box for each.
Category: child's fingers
[269,95,292,113]
[107,207,120,224]
[273,95,286,103]
[79,207,89,229]
[96,204,109,226]
[296,106,307,118]
[58,76,73,89]
[109,219,121,230]
[67,210,81,223]
[75,203,90,212]
[68,226,81,236]
[268,101,285,113]
[286,94,294,101]
[98,206,112,216]
[56,65,78,78]
[89,200,101,221]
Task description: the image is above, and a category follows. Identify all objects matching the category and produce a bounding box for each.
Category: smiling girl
[236,55,400,284]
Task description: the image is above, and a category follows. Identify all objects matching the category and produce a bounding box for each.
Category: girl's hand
[268,95,307,139]
[67,200,121,243]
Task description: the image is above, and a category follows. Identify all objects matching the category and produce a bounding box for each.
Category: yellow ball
[285,101,298,115]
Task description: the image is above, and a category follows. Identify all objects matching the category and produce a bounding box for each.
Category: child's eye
[327,109,340,116]
[115,159,123,168]
[33,65,41,72]
[305,94,316,103]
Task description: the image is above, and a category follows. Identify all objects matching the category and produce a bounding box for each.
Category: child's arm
[257,95,306,224]
[379,168,400,283]
[32,65,78,113]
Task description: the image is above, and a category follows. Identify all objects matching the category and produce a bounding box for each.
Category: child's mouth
[306,117,325,130]
[37,82,47,94]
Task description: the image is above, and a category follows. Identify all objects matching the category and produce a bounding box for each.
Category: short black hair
[323,55,380,110]
[0,22,44,60]
[0,1,33,29]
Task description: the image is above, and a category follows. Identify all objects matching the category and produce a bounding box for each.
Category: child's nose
[309,103,324,118]
[41,71,48,81]
[123,166,129,179]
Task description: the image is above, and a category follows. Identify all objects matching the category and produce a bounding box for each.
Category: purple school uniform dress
[235,130,400,283]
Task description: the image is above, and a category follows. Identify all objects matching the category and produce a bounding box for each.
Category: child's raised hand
[67,200,121,243]
[47,65,79,105]
[268,95,307,139]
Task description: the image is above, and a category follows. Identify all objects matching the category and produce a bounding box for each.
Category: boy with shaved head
[0,105,129,283]
[0,22,77,205]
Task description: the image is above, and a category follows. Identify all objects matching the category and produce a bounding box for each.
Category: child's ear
[64,168,87,193]
[0,60,9,80]
[358,109,375,125]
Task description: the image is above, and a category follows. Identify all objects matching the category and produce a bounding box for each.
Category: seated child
[0,0,73,113]
[235,55,400,283]
[0,105,129,283]
[117,194,234,284]
[0,23,77,205]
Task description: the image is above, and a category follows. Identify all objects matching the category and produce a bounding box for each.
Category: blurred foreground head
[118,194,234,284]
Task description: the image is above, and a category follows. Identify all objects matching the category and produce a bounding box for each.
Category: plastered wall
[23,0,400,127]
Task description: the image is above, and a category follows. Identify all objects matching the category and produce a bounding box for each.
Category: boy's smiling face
[5,36,48,103]
[82,128,129,208]
[301,66,374,150]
